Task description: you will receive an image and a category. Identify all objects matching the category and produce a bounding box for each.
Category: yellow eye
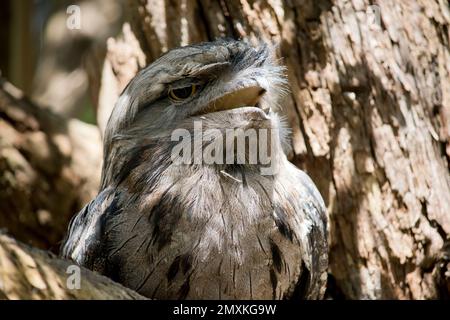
[169,84,197,102]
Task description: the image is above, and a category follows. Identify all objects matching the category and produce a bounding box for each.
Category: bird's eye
[169,85,197,102]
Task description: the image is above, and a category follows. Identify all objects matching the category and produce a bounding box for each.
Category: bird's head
[101,39,289,188]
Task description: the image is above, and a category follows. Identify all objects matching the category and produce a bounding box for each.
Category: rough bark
[94,0,450,299]
[0,233,145,299]
[0,78,102,251]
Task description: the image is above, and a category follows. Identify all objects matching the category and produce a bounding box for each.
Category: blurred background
[0,0,125,123]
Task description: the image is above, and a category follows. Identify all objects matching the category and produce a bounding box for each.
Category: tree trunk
[0,233,145,299]
[0,78,102,251]
[93,0,450,299]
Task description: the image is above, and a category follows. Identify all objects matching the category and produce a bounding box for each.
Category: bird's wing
[284,164,329,299]
[60,187,116,273]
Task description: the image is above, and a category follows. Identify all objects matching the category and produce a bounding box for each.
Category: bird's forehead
[161,44,231,65]
[135,40,261,81]
[159,39,254,64]
[150,46,228,78]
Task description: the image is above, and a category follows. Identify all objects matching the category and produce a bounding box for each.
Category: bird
[60,39,328,300]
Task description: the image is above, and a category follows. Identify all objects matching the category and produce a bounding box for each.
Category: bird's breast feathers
[62,160,328,299]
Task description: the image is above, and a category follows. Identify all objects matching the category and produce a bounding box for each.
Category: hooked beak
[193,85,268,116]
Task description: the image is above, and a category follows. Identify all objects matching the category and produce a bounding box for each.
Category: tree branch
[0,233,145,299]
[0,78,102,250]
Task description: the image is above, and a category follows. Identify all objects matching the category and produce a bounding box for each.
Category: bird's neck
[101,113,289,190]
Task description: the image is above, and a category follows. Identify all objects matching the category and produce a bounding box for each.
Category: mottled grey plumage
[61,39,328,299]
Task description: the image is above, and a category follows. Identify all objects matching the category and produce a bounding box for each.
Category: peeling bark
[94,0,450,299]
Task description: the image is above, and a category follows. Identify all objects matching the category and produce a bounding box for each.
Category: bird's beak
[195,85,267,116]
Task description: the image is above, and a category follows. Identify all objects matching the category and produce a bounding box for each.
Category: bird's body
[61,39,328,299]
